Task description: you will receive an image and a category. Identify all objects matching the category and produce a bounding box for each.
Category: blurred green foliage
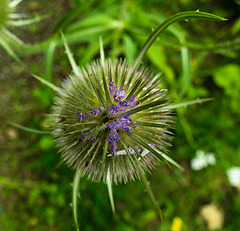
[0,0,240,230]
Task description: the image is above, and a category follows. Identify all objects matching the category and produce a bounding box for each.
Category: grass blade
[99,36,105,64]
[0,36,20,62]
[32,74,61,92]
[45,40,57,81]
[61,31,80,76]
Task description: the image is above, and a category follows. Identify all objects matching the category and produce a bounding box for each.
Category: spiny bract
[51,59,174,184]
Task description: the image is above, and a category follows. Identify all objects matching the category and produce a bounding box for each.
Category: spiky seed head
[51,59,174,184]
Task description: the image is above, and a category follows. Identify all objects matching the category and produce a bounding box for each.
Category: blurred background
[0,0,240,230]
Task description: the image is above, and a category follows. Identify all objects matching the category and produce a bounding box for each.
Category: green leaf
[10,122,50,134]
[213,64,240,97]
[72,170,81,231]
[179,45,190,97]
[123,34,137,60]
[147,45,175,83]
[54,1,93,32]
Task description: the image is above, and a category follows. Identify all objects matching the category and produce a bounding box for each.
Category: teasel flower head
[51,57,180,184]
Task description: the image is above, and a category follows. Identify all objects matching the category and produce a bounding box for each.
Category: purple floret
[110,142,117,156]
[128,95,138,108]
[148,143,156,148]
[114,88,126,102]
[129,147,135,154]
[91,107,102,116]
[108,130,120,143]
[79,132,89,141]
[78,112,91,120]
[118,115,133,125]
[108,104,119,117]
[108,121,120,130]
[79,131,97,141]
[116,100,128,112]
[121,123,132,132]
[109,82,117,95]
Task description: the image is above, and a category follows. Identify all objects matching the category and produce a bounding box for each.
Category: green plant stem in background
[0,0,10,30]
[134,11,227,67]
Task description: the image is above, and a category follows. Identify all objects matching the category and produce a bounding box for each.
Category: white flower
[227,167,240,188]
[190,150,216,171]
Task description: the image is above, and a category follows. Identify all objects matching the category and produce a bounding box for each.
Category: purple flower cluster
[108,115,138,155]
[78,107,102,141]
[79,131,97,141]
[77,82,139,156]
[108,81,138,118]
[78,107,103,120]
[107,82,139,155]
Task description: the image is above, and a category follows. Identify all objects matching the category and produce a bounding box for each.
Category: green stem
[73,170,82,231]
[134,11,226,67]
[106,168,115,214]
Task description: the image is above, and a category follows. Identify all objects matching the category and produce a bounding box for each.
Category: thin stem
[134,11,226,67]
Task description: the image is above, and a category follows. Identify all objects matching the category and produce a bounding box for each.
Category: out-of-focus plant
[0,0,47,61]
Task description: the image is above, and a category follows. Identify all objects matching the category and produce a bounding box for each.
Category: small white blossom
[227,167,240,188]
[191,150,216,171]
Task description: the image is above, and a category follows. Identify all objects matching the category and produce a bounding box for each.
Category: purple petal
[114,89,126,102]
[91,107,102,116]
[148,143,156,148]
[128,95,138,108]
[78,112,91,120]
[110,142,117,156]
[79,132,89,141]
[133,122,138,129]
[118,115,133,127]
[109,82,117,94]
[88,134,97,141]
[135,145,141,153]
[108,104,119,117]
[108,121,120,130]
[121,123,132,132]
[129,147,135,154]
[108,130,120,143]
[116,100,128,112]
